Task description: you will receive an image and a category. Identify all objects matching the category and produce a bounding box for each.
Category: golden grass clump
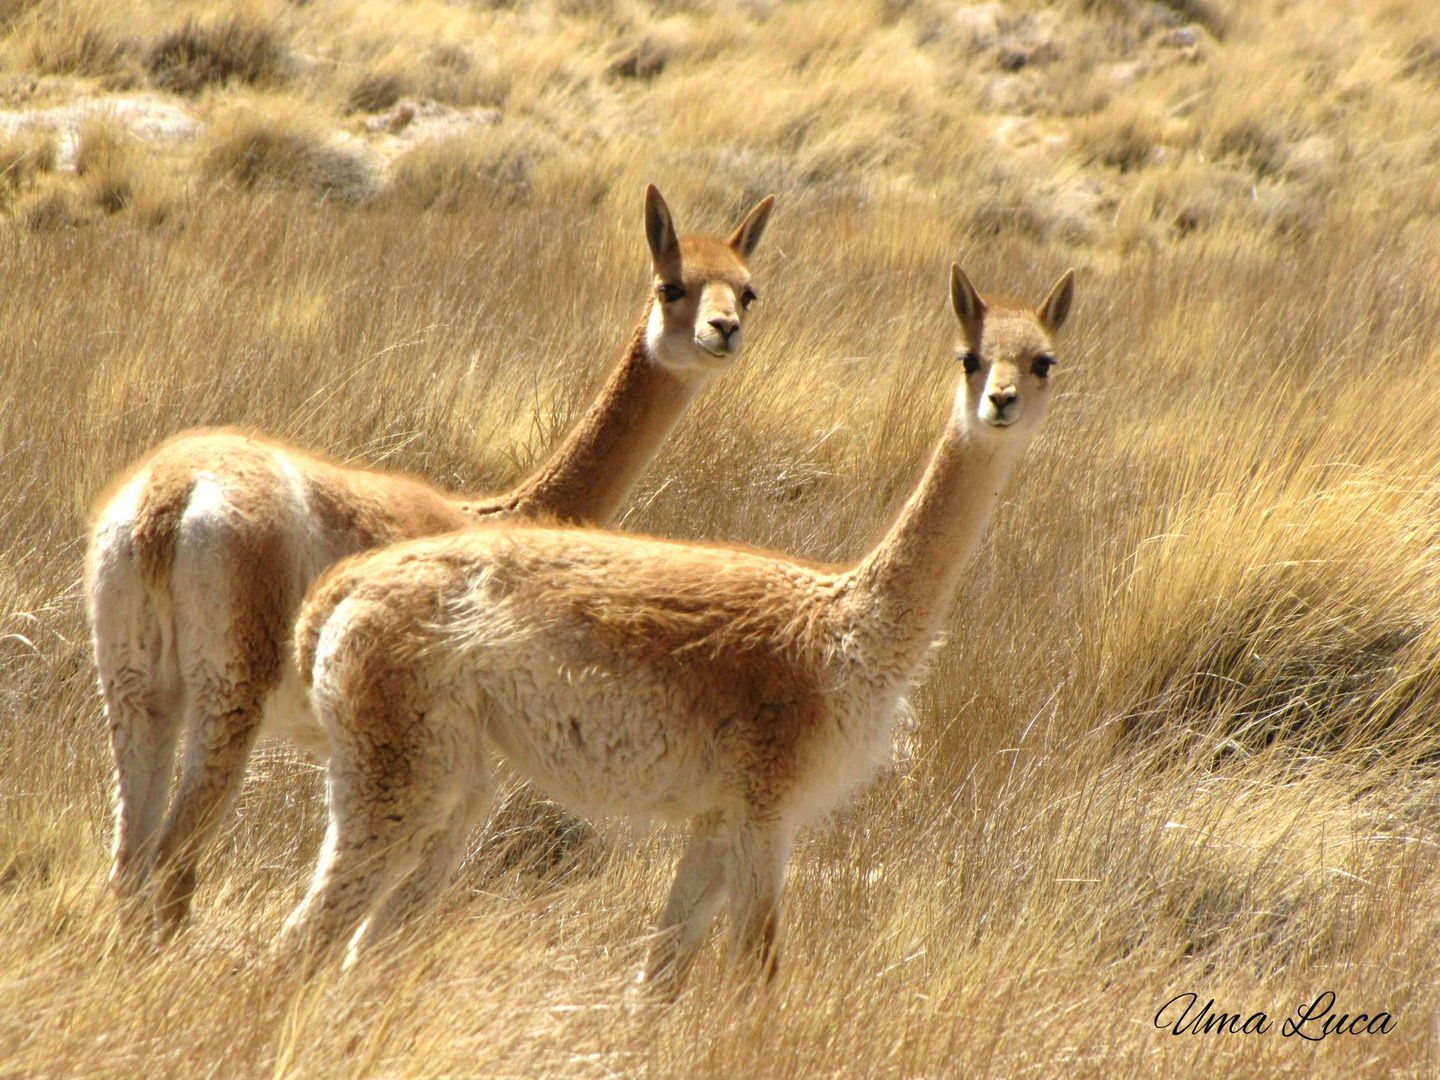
[0,124,56,192]
[145,13,289,95]
[1073,103,1168,173]
[344,44,511,114]
[1095,474,1440,758]
[344,68,406,114]
[73,116,139,212]
[14,180,80,228]
[201,107,376,203]
[383,126,550,211]
[11,8,130,77]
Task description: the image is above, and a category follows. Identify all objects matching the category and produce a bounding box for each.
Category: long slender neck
[841,418,1028,675]
[494,304,705,525]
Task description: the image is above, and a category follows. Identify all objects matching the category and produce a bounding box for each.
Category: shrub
[1075,109,1165,173]
[1210,117,1287,179]
[345,70,408,114]
[384,129,541,212]
[19,13,130,77]
[17,185,82,230]
[347,46,509,111]
[0,127,57,193]
[145,15,288,95]
[202,111,377,204]
[75,120,137,214]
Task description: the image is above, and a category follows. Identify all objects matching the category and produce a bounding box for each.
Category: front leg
[725,819,791,983]
[640,812,728,994]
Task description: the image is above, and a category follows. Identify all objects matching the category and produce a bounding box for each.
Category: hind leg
[281,694,477,969]
[90,541,182,912]
[279,768,404,970]
[148,528,289,939]
[149,686,271,939]
[347,761,493,961]
[102,674,182,908]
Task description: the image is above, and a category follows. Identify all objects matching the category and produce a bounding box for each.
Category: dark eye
[740,286,757,309]
[659,283,686,303]
[961,350,980,375]
[1031,355,1055,378]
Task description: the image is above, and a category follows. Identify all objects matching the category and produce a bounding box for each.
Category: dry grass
[3,0,1440,1077]
[0,124,56,192]
[144,13,289,95]
[200,105,377,203]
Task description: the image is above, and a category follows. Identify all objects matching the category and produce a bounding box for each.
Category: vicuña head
[951,262,1073,435]
[279,263,1075,993]
[643,184,773,372]
[85,181,776,941]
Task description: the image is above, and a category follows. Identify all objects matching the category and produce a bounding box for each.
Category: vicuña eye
[1031,355,1055,378]
[741,286,757,309]
[961,351,980,375]
[659,283,686,303]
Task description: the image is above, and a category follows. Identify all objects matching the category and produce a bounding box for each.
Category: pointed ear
[645,183,679,266]
[1037,268,1075,335]
[728,194,775,259]
[950,263,986,342]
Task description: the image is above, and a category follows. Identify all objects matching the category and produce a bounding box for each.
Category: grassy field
[3,0,1440,1075]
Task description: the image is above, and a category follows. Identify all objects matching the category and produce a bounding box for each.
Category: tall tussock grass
[145,13,289,95]
[3,0,1440,1076]
[201,108,377,203]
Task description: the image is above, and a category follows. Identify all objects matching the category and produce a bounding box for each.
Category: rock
[983,74,1034,113]
[1161,26,1200,49]
[0,94,201,171]
[990,115,1039,148]
[1284,135,1341,179]
[363,100,502,142]
[1104,60,1150,87]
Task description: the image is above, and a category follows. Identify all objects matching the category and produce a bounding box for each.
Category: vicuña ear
[645,184,679,265]
[950,264,986,342]
[728,194,775,259]
[1037,268,1075,335]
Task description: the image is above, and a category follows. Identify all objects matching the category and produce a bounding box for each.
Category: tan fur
[282,266,1077,990]
[85,185,775,936]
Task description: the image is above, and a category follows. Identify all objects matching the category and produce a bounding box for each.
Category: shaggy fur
[85,185,775,935]
[281,265,1076,989]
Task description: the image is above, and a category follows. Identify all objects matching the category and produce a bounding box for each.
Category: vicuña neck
[501,305,704,525]
[842,419,1028,676]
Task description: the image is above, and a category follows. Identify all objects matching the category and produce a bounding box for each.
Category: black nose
[989,388,1017,415]
[709,316,738,344]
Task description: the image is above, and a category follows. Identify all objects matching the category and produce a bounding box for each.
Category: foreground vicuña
[85,184,775,935]
[282,263,1075,987]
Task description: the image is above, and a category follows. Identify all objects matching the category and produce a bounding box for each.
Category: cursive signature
[1154,991,1395,1040]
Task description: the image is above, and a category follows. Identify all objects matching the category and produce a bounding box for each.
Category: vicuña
[86,184,775,935]
[282,263,1074,987]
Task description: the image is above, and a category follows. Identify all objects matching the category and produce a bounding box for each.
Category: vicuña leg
[725,820,791,982]
[102,674,181,908]
[147,527,288,938]
[91,547,181,917]
[641,813,729,990]
[348,762,492,959]
[282,698,478,968]
[150,687,269,939]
